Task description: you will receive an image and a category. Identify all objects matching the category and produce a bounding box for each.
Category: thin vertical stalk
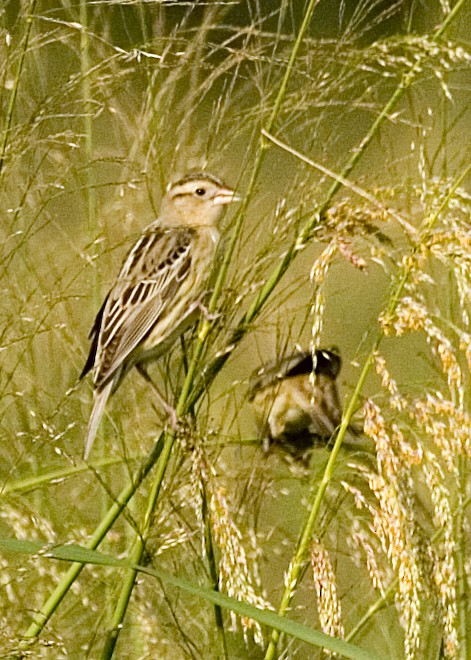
[0,0,37,175]
[79,0,118,640]
[80,0,108,484]
[202,482,229,659]
[204,0,322,320]
[100,444,169,659]
[80,0,97,245]
[456,455,468,657]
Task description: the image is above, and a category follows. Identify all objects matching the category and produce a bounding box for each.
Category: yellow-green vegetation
[1,1,470,658]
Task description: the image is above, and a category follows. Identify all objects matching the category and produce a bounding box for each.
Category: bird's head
[160,172,240,227]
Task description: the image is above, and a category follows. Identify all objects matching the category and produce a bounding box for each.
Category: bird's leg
[262,436,271,454]
[136,364,178,429]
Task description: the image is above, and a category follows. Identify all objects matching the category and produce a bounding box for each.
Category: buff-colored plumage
[81,173,239,459]
[248,348,369,463]
[248,349,343,453]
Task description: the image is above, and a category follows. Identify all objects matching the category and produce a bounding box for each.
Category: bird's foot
[195,301,220,322]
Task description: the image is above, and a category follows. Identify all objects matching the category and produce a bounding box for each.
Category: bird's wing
[248,352,311,398]
[80,292,110,380]
[307,376,342,437]
[93,227,193,386]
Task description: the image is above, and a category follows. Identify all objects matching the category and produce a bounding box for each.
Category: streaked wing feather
[84,379,114,460]
[80,293,110,380]
[95,228,192,385]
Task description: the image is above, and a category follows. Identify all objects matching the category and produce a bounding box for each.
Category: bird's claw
[196,302,220,322]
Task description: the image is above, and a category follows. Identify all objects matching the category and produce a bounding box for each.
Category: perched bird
[81,172,239,459]
[248,348,361,458]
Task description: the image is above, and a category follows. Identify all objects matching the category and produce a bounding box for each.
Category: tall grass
[0,1,470,658]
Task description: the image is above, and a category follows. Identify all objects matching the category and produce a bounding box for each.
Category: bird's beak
[213,188,241,205]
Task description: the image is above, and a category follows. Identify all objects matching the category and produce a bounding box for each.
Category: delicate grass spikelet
[421,321,463,404]
[348,520,393,597]
[363,400,422,659]
[310,240,338,360]
[380,291,424,337]
[424,183,471,325]
[367,36,471,75]
[189,438,271,647]
[413,394,471,472]
[457,330,471,370]
[373,352,410,414]
[324,197,397,262]
[422,452,458,659]
[427,227,471,317]
[375,342,471,470]
[310,537,344,653]
[380,296,463,402]
[210,484,272,646]
[336,239,368,271]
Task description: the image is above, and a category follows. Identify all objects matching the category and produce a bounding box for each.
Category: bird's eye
[195,188,206,196]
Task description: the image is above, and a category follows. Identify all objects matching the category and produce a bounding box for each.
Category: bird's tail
[84,380,114,460]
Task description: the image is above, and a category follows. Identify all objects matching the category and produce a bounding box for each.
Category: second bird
[248,348,352,458]
[81,172,239,459]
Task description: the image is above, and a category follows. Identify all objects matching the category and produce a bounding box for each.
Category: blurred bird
[81,172,239,459]
[248,348,362,459]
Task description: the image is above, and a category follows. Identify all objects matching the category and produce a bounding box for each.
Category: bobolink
[81,173,239,458]
[248,348,360,458]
